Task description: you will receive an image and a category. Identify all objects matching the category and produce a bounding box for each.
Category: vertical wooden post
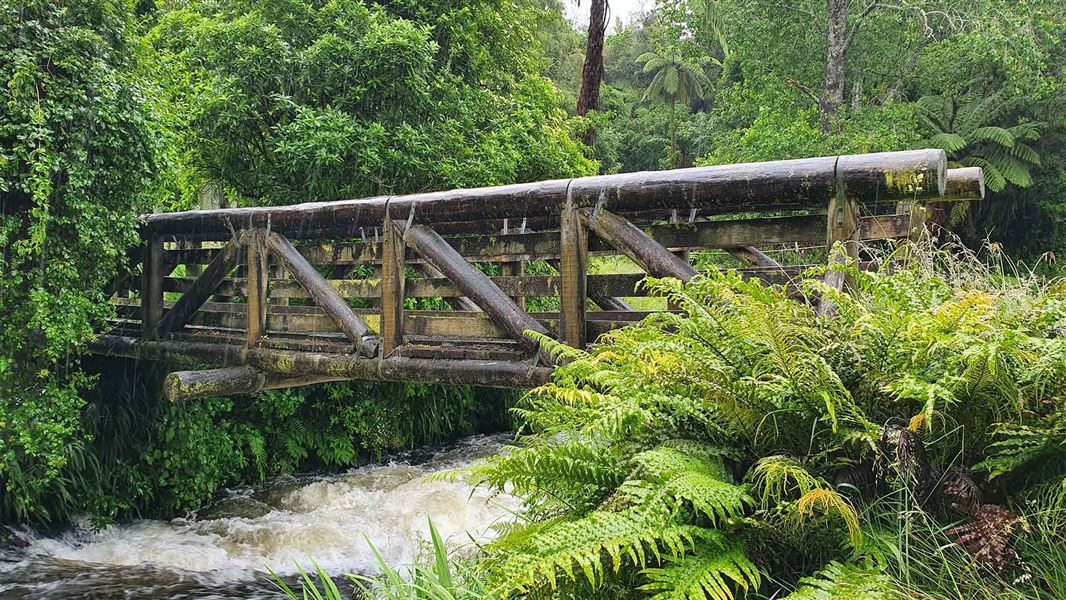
[142,236,164,341]
[181,239,202,279]
[246,230,268,348]
[667,250,689,311]
[559,198,588,348]
[817,191,859,317]
[380,219,406,357]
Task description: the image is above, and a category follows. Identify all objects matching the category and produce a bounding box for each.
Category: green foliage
[782,562,896,600]
[919,94,1045,191]
[147,0,595,208]
[0,0,163,521]
[468,243,1066,598]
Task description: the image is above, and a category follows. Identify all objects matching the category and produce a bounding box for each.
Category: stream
[0,434,517,599]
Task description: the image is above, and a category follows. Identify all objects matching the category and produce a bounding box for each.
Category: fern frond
[782,561,896,599]
[641,537,762,600]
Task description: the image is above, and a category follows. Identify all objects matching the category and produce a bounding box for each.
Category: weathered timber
[142,236,165,340]
[581,208,699,282]
[143,150,946,239]
[157,239,241,337]
[817,190,860,317]
[559,198,588,347]
[266,231,379,357]
[95,335,552,390]
[165,366,266,402]
[725,246,783,270]
[164,212,935,270]
[163,366,348,402]
[416,263,480,311]
[944,167,985,201]
[380,219,405,355]
[403,223,551,355]
[245,231,268,347]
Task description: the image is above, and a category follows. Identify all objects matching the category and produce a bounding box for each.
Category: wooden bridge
[90,150,984,401]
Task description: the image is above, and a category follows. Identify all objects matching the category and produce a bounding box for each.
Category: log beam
[725,246,784,270]
[143,150,947,239]
[403,223,551,355]
[267,232,379,357]
[581,208,699,282]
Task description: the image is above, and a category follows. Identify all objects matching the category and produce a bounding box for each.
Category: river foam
[0,434,516,599]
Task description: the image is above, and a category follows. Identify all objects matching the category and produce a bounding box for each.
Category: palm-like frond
[782,562,896,599]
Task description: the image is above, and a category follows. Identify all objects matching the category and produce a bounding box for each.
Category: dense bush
[463,244,1066,598]
[145,0,595,208]
[0,0,163,521]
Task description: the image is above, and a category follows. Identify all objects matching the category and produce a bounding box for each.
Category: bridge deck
[91,151,984,401]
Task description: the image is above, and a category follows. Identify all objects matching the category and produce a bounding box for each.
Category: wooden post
[157,239,241,337]
[559,198,588,348]
[380,219,406,356]
[142,236,164,341]
[580,208,698,282]
[404,224,551,355]
[816,190,860,317]
[246,230,268,348]
[266,232,379,357]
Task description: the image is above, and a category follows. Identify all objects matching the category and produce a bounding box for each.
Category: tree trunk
[820,0,848,132]
[576,0,608,146]
[668,97,678,168]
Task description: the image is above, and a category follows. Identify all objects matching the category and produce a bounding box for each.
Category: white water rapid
[0,434,517,599]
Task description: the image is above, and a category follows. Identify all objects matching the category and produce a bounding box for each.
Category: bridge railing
[94,150,984,401]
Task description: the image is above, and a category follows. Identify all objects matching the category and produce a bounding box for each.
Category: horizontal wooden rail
[159,213,914,268]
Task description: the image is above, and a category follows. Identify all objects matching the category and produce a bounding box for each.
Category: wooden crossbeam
[580,208,698,282]
[157,238,240,337]
[403,223,551,356]
[725,246,784,270]
[266,232,379,357]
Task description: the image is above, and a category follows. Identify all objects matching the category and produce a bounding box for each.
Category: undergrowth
[278,241,1066,599]
[335,240,1066,599]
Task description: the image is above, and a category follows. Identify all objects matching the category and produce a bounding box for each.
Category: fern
[641,537,762,600]
[782,562,896,599]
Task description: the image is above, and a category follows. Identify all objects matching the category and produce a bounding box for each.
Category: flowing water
[0,434,517,599]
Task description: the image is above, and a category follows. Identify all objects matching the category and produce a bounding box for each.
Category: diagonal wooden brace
[266,232,379,357]
[580,208,699,282]
[403,223,552,359]
[157,238,241,337]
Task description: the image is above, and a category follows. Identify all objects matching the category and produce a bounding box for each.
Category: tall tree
[820,0,848,131]
[576,0,609,145]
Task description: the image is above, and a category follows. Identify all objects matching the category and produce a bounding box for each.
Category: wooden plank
[380,219,405,356]
[267,232,378,357]
[725,246,783,270]
[246,230,268,348]
[403,223,550,354]
[581,208,699,282]
[160,211,918,270]
[559,197,587,348]
[157,239,241,337]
